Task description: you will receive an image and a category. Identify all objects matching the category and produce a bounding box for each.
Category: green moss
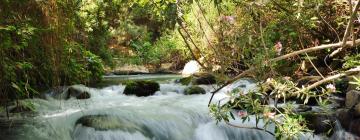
[184,86,206,95]
[179,76,193,85]
[123,80,160,96]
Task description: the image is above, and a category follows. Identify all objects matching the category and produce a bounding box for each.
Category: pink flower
[274,41,282,55]
[326,84,336,92]
[283,76,291,81]
[220,15,235,24]
[237,110,248,118]
[263,112,276,119]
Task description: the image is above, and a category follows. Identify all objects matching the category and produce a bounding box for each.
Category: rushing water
[0,74,341,140]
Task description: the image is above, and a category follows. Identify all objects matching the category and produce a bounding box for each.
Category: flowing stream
[0,74,346,140]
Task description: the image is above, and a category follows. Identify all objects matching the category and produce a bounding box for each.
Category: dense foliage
[1,0,360,139]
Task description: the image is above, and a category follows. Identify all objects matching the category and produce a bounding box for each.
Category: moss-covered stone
[178,73,216,85]
[123,80,160,96]
[193,73,216,85]
[179,77,192,85]
[184,86,206,95]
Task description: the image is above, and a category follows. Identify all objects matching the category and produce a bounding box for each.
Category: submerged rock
[75,115,153,137]
[123,80,160,96]
[184,86,206,95]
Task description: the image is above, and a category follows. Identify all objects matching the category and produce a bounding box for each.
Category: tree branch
[271,39,360,62]
[299,67,360,92]
[224,121,275,136]
[209,40,360,106]
[329,1,360,58]
[208,68,255,106]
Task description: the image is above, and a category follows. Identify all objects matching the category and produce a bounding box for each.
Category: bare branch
[329,1,360,58]
[299,67,360,92]
[224,121,275,136]
[208,68,255,106]
[271,39,360,62]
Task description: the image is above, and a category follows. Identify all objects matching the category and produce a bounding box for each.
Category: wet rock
[336,109,353,131]
[349,119,360,135]
[40,86,67,99]
[42,85,91,100]
[75,115,153,137]
[67,85,91,99]
[303,113,335,135]
[178,73,216,85]
[184,86,206,95]
[335,108,360,137]
[346,90,360,108]
[123,80,160,96]
[354,103,360,117]
[178,76,192,85]
[192,73,216,85]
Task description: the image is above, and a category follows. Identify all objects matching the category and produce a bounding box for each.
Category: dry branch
[329,1,360,58]
[209,39,360,106]
[299,67,360,92]
[271,39,360,62]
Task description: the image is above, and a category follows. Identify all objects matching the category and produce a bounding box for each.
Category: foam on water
[5,77,322,140]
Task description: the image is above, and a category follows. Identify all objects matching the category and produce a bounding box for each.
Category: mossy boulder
[184,86,206,95]
[178,73,216,85]
[123,80,160,96]
[193,73,216,85]
[179,76,192,85]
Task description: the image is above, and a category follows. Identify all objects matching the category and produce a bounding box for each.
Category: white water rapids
[1,75,350,140]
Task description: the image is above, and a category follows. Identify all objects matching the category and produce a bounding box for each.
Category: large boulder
[123,81,160,96]
[193,73,216,85]
[346,90,360,108]
[184,86,206,95]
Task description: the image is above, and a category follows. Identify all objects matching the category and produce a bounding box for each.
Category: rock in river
[123,80,160,96]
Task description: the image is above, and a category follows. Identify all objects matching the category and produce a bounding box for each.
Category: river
[0,74,352,140]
